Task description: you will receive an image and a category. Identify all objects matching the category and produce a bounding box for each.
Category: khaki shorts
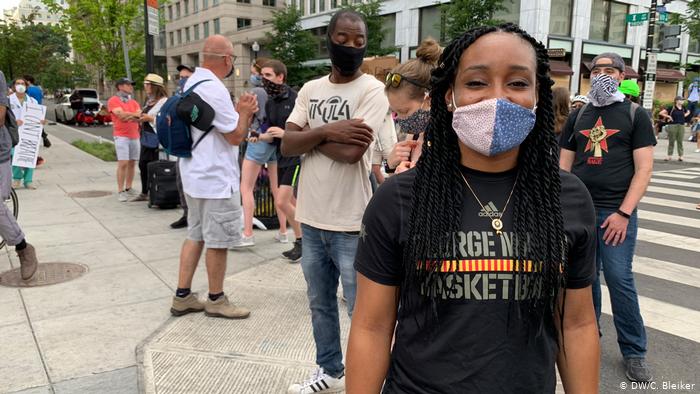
[185,192,242,249]
[114,136,139,161]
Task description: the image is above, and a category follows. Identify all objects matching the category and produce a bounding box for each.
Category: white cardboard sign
[12,102,46,169]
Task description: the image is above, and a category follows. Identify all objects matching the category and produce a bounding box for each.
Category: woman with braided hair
[347,24,600,393]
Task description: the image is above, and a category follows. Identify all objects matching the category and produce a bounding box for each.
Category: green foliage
[680,0,700,47]
[441,0,507,41]
[0,14,72,81]
[38,59,90,91]
[265,7,317,71]
[72,140,117,161]
[345,0,397,56]
[43,0,146,91]
[287,65,331,90]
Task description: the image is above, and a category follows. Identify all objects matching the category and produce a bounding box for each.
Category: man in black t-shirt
[560,52,656,383]
[256,60,302,262]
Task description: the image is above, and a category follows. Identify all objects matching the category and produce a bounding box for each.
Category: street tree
[0,14,71,80]
[265,6,318,87]
[43,0,146,95]
[441,0,507,42]
[346,0,397,56]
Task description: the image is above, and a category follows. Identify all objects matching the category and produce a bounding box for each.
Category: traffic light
[660,25,681,51]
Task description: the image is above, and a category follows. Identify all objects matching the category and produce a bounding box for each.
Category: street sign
[647,52,657,74]
[627,12,648,24]
[547,48,566,58]
[643,80,655,110]
[147,6,159,36]
[659,12,668,23]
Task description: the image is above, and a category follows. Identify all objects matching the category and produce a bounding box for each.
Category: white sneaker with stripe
[287,367,344,394]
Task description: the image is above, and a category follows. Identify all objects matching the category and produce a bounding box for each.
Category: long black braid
[402,23,567,333]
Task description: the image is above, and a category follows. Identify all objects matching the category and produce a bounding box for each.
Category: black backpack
[4,108,19,146]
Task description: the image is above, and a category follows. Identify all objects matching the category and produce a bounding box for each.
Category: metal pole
[642,0,658,110]
[121,25,132,80]
[144,0,155,73]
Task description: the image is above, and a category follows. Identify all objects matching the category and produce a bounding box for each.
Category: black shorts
[278,164,300,187]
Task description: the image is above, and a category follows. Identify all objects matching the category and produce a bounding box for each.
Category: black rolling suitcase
[147,160,179,209]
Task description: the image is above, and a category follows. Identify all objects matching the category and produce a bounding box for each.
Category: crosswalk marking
[662,170,700,177]
[651,172,700,180]
[638,210,700,228]
[641,196,699,211]
[637,228,700,253]
[650,178,700,189]
[634,256,700,289]
[601,285,700,343]
[678,167,700,173]
[646,185,700,198]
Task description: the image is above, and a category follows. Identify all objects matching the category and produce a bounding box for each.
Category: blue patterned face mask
[451,96,536,157]
[249,74,262,87]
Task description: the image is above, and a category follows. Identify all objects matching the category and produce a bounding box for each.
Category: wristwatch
[384,161,396,174]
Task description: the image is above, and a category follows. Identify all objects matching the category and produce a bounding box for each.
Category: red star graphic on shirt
[579,116,620,157]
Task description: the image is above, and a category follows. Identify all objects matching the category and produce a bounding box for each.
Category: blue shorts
[245,140,277,165]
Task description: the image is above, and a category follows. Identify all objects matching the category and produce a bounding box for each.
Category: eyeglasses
[385,72,428,89]
[203,52,237,62]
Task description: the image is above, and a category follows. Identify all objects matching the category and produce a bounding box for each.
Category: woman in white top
[10,77,41,190]
[130,73,168,202]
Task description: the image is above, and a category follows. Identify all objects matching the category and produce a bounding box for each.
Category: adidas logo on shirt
[478,202,501,218]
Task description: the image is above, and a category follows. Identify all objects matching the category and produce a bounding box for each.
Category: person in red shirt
[108,78,142,202]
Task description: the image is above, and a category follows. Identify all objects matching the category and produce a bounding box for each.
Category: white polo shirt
[178,67,240,199]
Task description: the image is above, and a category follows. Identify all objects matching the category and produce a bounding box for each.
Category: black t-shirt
[559,100,656,209]
[355,166,597,394]
[265,86,300,168]
[667,106,687,124]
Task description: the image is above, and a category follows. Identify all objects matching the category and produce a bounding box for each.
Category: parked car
[54,88,102,124]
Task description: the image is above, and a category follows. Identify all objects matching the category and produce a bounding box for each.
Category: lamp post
[252,41,260,61]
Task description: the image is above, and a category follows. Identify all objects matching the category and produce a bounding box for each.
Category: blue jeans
[300,223,359,377]
[592,208,647,359]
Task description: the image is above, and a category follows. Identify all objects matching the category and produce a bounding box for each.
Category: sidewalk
[0,125,307,393]
[653,130,700,164]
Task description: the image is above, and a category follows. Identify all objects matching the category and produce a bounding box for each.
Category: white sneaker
[126,188,138,196]
[118,191,128,202]
[230,234,255,249]
[288,368,344,394]
[275,232,289,243]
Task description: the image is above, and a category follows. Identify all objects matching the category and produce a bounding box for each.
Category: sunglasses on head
[385,72,428,89]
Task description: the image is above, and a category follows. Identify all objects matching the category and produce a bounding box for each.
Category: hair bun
[415,38,442,65]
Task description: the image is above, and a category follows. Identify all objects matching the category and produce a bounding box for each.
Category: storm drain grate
[0,263,88,287]
[67,190,113,198]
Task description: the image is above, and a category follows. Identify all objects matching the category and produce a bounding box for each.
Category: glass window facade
[549,0,573,36]
[589,0,628,44]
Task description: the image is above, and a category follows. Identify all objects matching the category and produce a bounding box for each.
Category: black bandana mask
[327,40,366,76]
[262,77,286,97]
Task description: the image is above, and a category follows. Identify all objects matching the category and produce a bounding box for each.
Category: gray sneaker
[205,295,250,319]
[17,243,38,280]
[625,358,652,382]
[170,292,205,316]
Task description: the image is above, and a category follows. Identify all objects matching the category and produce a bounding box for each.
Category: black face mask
[262,77,286,97]
[224,58,235,79]
[327,39,366,76]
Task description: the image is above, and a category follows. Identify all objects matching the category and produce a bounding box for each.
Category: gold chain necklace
[459,171,518,235]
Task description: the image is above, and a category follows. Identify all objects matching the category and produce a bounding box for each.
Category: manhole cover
[0,263,88,287]
[67,190,112,198]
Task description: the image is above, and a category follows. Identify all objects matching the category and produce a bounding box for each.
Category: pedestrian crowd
[3,8,700,394]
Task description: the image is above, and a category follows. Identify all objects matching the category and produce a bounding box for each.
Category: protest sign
[12,102,46,169]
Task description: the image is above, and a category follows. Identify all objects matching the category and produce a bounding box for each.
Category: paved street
[0,124,698,393]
